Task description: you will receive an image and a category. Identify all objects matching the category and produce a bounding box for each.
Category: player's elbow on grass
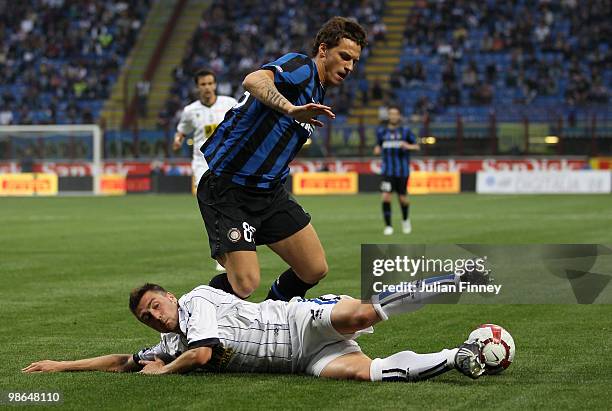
[189,347,212,367]
[112,355,140,373]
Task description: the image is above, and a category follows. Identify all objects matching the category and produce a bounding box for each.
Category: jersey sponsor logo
[227,228,242,243]
[381,140,404,149]
[204,123,219,138]
[294,119,315,136]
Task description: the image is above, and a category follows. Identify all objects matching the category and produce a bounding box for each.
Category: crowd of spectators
[399,0,610,117]
[158,0,386,129]
[0,0,150,125]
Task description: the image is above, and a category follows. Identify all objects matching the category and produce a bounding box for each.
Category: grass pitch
[1,193,611,410]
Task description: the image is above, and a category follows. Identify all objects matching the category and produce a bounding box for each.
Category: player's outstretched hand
[288,103,335,127]
[22,360,64,373]
[172,137,183,152]
[139,357,165,375]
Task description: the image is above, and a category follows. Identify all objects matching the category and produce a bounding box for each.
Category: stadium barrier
[292,172,358,195]
[2,157,611,195]
[99,174,127,195]
[476,171,612,194]
[0,173,58,196]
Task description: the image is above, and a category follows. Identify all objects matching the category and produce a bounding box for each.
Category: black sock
[401,203,410,220]
[382,202,391,226]
[208,273,240,297]
[266,268,317,301]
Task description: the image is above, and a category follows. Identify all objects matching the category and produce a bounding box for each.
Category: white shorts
[192,157,209,189]
[287,294,373,377]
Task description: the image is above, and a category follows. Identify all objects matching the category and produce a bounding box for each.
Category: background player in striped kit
[173,68,237,191]
[374,105,420,235]
[198,18,367,301]
[23,274,488,381]
[173,68,237,271]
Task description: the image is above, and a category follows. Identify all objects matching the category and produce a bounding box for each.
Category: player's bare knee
[349,306,375,331]
[231,272,260,298]
[315,259,328,281]
[351,313,372,331]
[344,360,372,381]
[299,259,328,283]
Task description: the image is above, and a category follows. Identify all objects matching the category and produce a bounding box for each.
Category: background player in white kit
[23,274,489,381]
[172,68,237,191]
[173,69,237,271]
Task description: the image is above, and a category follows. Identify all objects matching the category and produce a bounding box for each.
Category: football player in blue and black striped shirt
[198,17,367,301]
[374,105,420,235]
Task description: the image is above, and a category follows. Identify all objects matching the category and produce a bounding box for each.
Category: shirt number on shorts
[242,222,256,243]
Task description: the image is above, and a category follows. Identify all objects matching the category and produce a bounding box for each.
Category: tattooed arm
[243,70,335,127]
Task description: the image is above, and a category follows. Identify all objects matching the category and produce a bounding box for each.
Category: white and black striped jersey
[177,96,237,163]
[133,285,295,373]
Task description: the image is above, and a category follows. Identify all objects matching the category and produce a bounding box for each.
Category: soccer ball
[468,324,515,374]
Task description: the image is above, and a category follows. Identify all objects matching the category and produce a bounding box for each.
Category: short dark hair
[388,104,402,114]
[194,68,216,84]
[311,16,368,57]
[129,283,167,317]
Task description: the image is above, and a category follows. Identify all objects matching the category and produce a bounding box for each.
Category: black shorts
[197,171,311,259]
[380,175,409,195]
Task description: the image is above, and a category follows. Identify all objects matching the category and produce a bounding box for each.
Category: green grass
[1,194,611,410]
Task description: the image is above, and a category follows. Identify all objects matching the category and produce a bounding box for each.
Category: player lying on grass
[23,274,489,382]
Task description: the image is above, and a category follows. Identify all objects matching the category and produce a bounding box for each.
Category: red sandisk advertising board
[288,158,589,174]
[0,157,590,177]
[0,161,192,177]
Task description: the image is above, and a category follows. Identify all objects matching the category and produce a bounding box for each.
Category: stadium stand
[0,0,150,125]
[156,0,386,129]
[395,0,610,122]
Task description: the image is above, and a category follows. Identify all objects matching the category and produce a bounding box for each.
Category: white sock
[370,348,458,382]
[371,274,459,321]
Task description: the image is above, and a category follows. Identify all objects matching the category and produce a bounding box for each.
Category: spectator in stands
[0,106,13,125]
[402,62,426,88]
[371,79,384,101]
[359,77,370,106]
[462,61,478,89]
[589,77,609,104]
[136,80,151,118]
[372,21,387,44]
[412,62,425,82]
[333,90,352,116]
[413,96,434,118]
[471,83,493,105]
[439,59,460,107]
[390,68,403,91]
